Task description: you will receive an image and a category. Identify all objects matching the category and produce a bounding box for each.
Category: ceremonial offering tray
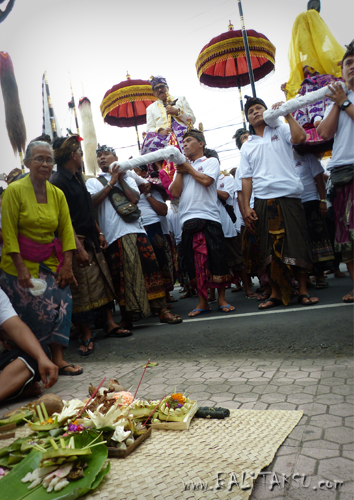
[107,427,151,458]
[150,401,198,430]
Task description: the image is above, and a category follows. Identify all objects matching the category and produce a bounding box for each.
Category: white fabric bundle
[263,81,347,128]
[110,146,186,173]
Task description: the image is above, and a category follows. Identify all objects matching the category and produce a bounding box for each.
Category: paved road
[67,270,353,366]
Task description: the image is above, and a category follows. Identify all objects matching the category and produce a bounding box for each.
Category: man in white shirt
[317,40,354,304]
[86,145,181,328]
[0,288,58,401]
[240,97,317,309]
[170,129,233,317]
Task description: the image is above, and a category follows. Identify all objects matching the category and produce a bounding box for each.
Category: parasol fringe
[78,97,99,176]
[0,52,26,155]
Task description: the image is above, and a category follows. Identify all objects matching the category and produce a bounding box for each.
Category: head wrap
[244,96,267,121]
[53,135,83,161]
[137,164,148,172]
[6,168,22,185]
[96,144,116,155]
[183,128,206,144]
[233,127,249,150]
[204,148,219,161]
[149,75,168,90]
[341,40,354,67]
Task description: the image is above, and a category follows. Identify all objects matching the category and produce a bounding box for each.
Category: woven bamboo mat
[85,409,303,500]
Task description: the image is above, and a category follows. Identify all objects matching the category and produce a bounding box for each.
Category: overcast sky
[0,0,351,185]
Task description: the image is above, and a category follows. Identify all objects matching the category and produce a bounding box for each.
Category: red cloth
[18,233,64,272]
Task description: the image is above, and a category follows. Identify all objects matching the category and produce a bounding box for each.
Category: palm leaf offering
[1,430,109,500]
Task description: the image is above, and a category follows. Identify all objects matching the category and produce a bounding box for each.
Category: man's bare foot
[343,291,354,303]
[188,308,211,317]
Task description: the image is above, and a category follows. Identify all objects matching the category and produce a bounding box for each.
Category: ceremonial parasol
[100,73,157,152]
[196,21,275,127]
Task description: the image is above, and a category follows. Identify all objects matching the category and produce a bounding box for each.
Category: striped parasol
[196,21,275,126]
[100,73,157,151]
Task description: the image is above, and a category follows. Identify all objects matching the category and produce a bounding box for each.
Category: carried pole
[134,119,141,153]
[43,72,58,140]
[237,0,256,97]
[68,70,80,136]
[237,76,247,128]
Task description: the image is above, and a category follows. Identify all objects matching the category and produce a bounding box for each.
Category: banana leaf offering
[0,430,110,500]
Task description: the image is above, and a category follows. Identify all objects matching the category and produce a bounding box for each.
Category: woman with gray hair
[0,140,83,376]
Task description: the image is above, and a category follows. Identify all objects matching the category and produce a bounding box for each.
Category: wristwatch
[146,193,152,198]
[340,99,351,111]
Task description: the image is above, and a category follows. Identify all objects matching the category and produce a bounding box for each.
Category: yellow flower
[170,393,185,405]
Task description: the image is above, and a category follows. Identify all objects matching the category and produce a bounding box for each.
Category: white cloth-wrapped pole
[111,145,186,173]
[263,81,347,128]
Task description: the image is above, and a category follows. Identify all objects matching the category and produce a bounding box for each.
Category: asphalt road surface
[66,268,353,366]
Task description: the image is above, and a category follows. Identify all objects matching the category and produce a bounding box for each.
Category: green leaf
[0,410,33,426]
[1,430,109,500]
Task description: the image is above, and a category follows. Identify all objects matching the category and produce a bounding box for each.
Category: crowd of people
[0,41,352,402]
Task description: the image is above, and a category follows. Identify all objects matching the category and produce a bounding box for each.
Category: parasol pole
[43,71,58,140]
[237,0,257,97]
[237,75,246,129]
[134,119,141,153]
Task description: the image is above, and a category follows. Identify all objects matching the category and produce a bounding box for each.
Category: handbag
[97,176,141,223]
[183,218,205,234]
[330,165,354,187]
[220,199,237,223]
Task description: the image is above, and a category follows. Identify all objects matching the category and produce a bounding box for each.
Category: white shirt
[146,96,196,133]
[293,151,324,203]
[159,215,170,235]
[217,174,236,238]
[172,156,221,227]
[0,288,17,326]
[325,89,354,170]
[138,191,166,227]
[239,123,304,199]
[167,208,182,244]
[86,172,145,246]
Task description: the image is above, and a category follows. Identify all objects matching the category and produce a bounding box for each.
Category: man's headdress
[53,134,83,162]
[96,144,116,155]
[341,40,354,67]
[149,75,168,90]
[233,127,249,150]
[244,95,267,121]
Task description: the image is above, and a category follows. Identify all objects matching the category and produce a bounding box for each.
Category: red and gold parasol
[100,73,157,151]
[196,21,275,126]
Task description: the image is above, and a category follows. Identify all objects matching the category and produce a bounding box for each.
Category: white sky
[0,0,351,187]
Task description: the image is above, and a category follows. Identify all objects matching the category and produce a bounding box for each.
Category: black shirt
[50,167,99,248]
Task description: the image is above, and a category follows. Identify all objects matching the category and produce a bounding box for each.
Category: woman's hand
[75,248,90,268]
[57,263,77,288]
[17,265,34,289]
[319,201,328,217]
[98,233,107,250]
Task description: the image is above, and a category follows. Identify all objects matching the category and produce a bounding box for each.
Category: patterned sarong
[144,222,174,292]
[333,182,354,261]
[303,200,334,274]
[0,266,72,347]
[106,234,165,319]
[71,240,116,324]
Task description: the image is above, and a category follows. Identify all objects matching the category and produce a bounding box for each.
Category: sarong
[106,234,165,319]
[333,182,354,261]
[71,240,116,324]
[141,119,186,196]
[144,222,174,292]
[164,233,178,282]
[0,267,72,347]
[225,236,244,285]
[255,197,313,305]
[182,220,231,299]
[302,200,334,274]
[241,227,268,286]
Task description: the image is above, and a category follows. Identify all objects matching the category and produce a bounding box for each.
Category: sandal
[258,297,283,310]
[343,292,354,303]
[188,308,211,317]
[58,364,83,376]
[78,338,94,356]
[257,292,271,301]
[297,294,319,306]
[105,326,132,338]
[159,310,182,324]
[316,279,329,290]
[245,293,258,299]
[218,304,235,313]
